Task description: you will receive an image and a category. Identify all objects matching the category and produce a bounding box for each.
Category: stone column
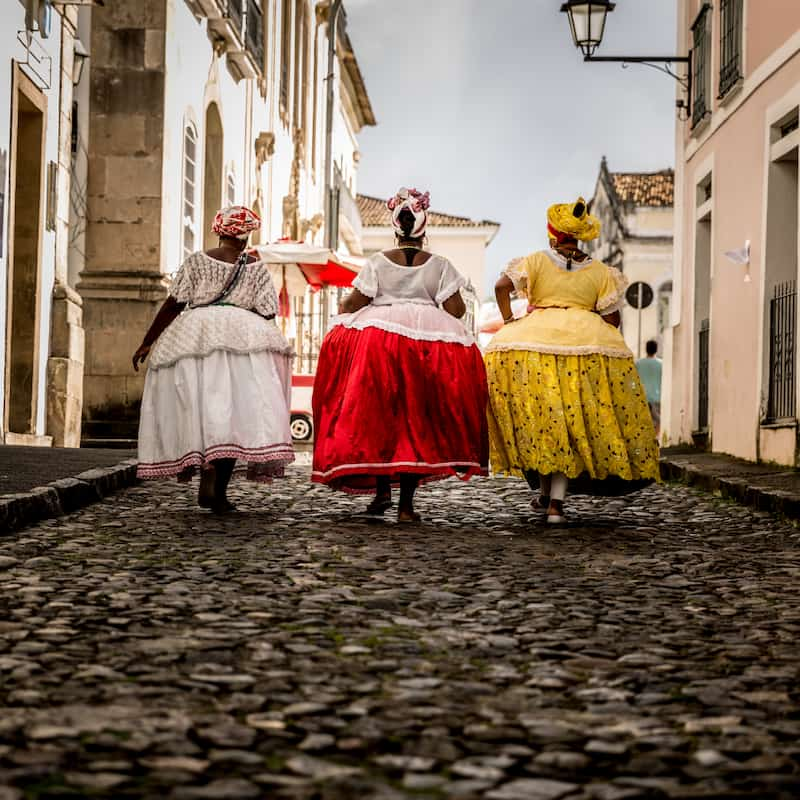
[46,6,85,447]
[77,0,168,443]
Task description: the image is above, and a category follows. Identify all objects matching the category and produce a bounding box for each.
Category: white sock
[550,473,569,502]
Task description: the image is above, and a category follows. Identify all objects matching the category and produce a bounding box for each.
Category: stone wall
[78,0,169,437]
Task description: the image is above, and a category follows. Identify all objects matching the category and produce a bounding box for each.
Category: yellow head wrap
[547,197,601,242]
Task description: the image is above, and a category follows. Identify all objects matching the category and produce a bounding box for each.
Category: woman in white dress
[132,205,294,513]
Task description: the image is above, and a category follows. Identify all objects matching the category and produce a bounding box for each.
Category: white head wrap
[387,187,431,239]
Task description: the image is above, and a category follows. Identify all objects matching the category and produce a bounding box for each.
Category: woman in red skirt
[312,187,488,522]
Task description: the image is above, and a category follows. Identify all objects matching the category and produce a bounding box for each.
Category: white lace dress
[137,252,295,482]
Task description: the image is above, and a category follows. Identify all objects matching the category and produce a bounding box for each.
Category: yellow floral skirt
[485,350,660,494]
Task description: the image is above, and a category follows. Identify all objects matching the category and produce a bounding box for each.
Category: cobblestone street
[1,468,800,799]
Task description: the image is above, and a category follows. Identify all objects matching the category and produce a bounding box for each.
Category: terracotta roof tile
[611,170,674,207]
[357,194,500,229]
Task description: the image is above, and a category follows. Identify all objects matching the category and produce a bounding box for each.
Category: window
[719,0,743,98]
[183,123,198,258]
[691,3,712,129]
[280,0,292,119]
[245,0,265,73]
[293,0,309,136]
[226,172,236,206]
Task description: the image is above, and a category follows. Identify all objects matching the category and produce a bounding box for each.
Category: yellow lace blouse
[485,250,631,358]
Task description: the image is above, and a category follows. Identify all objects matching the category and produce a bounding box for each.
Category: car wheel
[290,414,313,441]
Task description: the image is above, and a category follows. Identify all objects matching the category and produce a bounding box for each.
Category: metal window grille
[245,0,264,70]
[719,0,743,98]
[227,0,244,37]
[766,281,797,421]
[691,4,712,128]
[183,124,198,258]
[280,0,291,114]
[698,318,710,430]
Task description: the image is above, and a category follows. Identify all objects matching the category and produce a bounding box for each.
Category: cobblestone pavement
[1,468,800,800]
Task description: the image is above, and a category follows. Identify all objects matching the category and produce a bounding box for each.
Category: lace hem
[312,461,488,494]
[503,257,528,292]
[435,276,467,305]
[149,343,294,370]
[596,267,628,313]
[137,443,295,481]
[485,341,632,359]
[333,317,476,346]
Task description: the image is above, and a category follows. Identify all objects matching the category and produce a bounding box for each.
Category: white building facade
[0,1,86,447]
[588,159,674,360]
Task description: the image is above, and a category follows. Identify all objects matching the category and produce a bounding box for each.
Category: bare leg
[198,464,216,508]
[211,458,236,514]
[397,474,421,523]
[525,470,551,510]
[366,475,393,515]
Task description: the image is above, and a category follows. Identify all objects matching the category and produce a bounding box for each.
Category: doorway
[5,68,46,435]
[202,102,223,249]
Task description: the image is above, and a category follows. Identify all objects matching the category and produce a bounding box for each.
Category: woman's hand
[132,344,151,372]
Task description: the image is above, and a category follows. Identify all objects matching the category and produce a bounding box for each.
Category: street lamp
[560,0,693,118]
[561,0,615,58]
[72,38,89,86]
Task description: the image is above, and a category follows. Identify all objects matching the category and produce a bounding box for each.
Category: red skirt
[312,320,489,494]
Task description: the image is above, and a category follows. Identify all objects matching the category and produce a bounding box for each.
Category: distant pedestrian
[312,187,489,523]
[636,339,662,438]
[132,205,294,513]
[485,198,659,525]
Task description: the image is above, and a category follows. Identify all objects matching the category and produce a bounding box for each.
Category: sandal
[531,495,550,511]
[397,510,422,524]
[546,500,567,526]
[210,499,236,515]
[365,496,393,516]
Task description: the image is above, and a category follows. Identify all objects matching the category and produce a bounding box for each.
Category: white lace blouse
[148,251,290,369]
[170,251,279,318]
[353,253,467,306]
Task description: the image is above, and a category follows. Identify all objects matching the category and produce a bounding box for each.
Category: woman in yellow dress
[485,198,659,524]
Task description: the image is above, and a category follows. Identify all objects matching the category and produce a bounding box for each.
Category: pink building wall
[668,1,800,462]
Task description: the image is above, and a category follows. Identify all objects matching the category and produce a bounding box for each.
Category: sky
[345,0,679,296]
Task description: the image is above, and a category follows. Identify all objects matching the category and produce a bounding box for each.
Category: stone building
[356,193,501,332]
[0,1,87,447]
[74,0,373,445]
[588,158,674,359]
[666,0,800,464]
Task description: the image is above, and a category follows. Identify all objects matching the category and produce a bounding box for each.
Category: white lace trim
[596,267,628,313]
[149,343,295,370]
[333,317,476,346]
[435,276,467,305]
[485,341,632,359]
[546,248,594,271]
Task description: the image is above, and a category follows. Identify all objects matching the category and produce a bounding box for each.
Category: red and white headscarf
[212,205,262,240]
[387,187,431,239]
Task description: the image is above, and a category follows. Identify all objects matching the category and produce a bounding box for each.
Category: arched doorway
[202,103,223,249]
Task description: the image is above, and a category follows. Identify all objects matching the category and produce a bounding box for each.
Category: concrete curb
[0,458,139,534]
[660,457,800,519]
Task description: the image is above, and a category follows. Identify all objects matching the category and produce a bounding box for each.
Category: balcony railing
[698,318,710,430]
[766,281,797,422]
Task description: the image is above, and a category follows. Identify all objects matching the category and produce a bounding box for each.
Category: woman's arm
[495,274,516,323]
[442,291,466,319]
[601,310,621,327]
[338,289,372,314]
[132,296,186,371]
